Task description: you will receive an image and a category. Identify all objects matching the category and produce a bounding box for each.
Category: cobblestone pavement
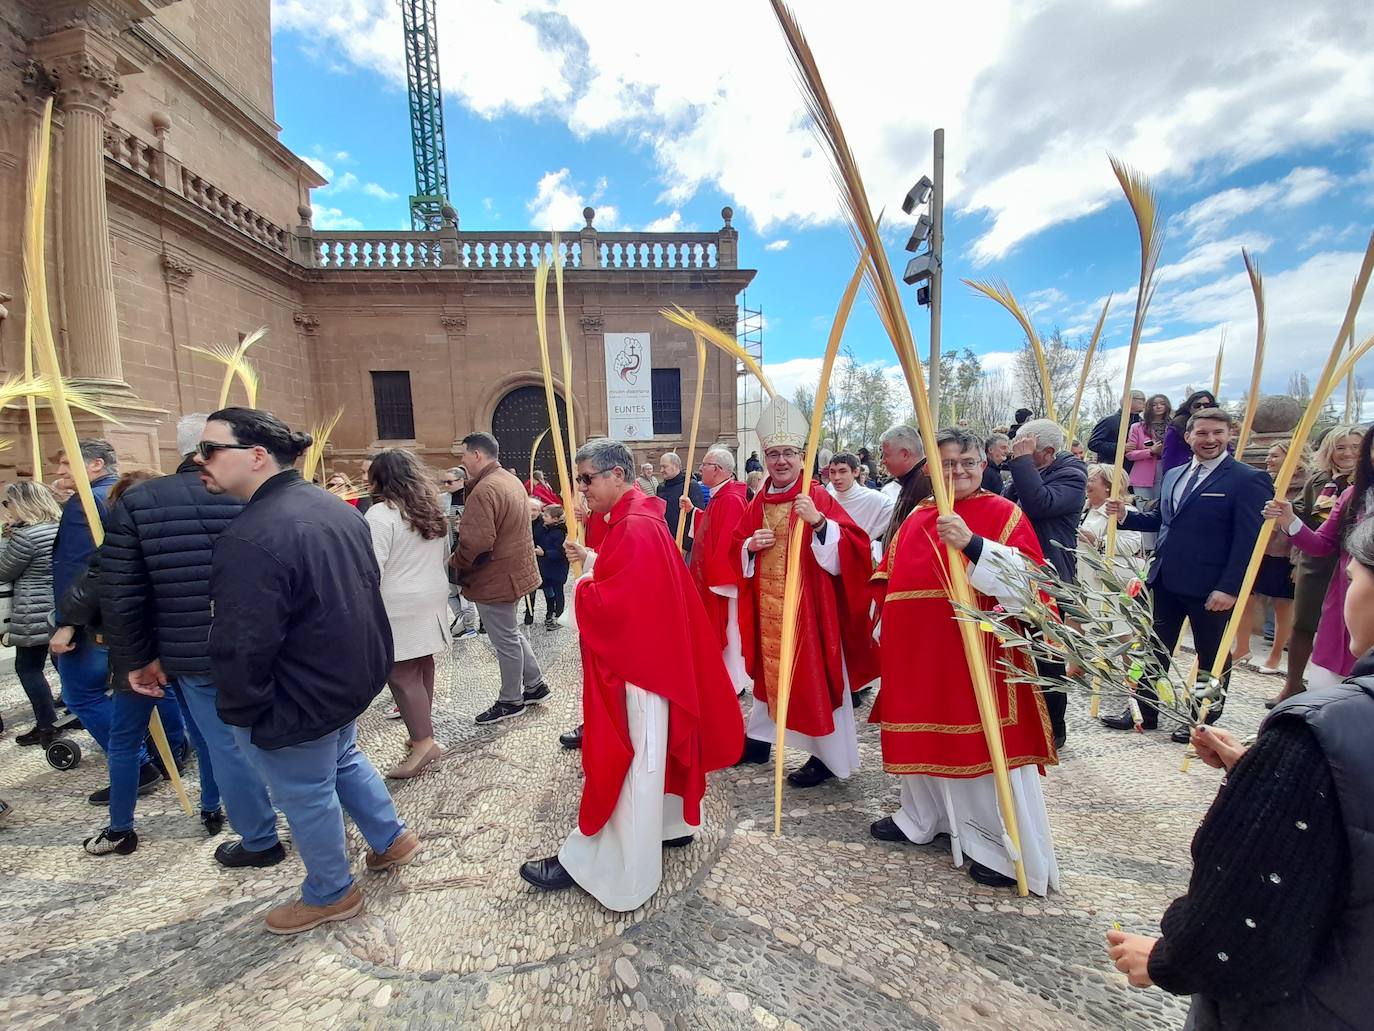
[0,623,1273,1030]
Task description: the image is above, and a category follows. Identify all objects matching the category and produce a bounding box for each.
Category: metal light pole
[928,128,945,419]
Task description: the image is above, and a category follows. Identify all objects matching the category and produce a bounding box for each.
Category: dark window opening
[651,367,682,435]
[371,371,415,440]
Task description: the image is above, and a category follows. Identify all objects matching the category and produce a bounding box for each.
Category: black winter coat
[209,470,393,750]
[1003,451,1089,583]
[532,520,569,585]
[1088,409,1140,467]
[99,457,244,678]
[656,472,705,550]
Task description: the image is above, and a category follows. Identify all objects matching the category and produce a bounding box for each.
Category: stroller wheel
[46,739,82,771]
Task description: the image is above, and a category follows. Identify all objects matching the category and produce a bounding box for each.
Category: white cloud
[362,182,399,200]
[1172,167,1338,242]
[303,155,333,181]
[643,210,689,232]
[764,239,791,252]
[311,205,364,230]
[275,1,1374,262]
[526,168,619,230]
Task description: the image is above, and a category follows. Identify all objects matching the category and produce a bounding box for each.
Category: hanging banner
[604,331,652,439]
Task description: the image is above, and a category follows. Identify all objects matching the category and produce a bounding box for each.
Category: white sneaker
[383,706,403,720]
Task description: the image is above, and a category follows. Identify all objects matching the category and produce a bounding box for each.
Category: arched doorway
[491,386,571,494]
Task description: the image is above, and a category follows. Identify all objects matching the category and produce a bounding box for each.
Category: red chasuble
[688,479,750,646]
[731,477,880,737]
[869,490,1057,777]
[574,488,744,836]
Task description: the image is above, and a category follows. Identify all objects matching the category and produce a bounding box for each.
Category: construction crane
[400,0,453,231]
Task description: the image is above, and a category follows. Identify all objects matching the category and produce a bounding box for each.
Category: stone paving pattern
[0,619,1270,1029]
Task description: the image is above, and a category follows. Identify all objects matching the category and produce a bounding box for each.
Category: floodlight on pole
[902,176,933,215]
[902,252,939,286]
[905,214,932,252]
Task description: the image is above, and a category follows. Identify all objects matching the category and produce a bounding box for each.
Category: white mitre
[756,394,808,450]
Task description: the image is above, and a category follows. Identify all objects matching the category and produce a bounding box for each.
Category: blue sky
[269,0,1374,413]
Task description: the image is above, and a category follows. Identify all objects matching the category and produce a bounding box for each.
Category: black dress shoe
[88,764,162,805]
[201,809,225,836]
[968,861,1017,888]
[214,839,286,868]
[870,816,908,842]
[786,756,835,788]
[1100,709,1157,732]
[734,737,771,766]
[663,835,694,848]
[559,725,584,750]
[520,855,576,891]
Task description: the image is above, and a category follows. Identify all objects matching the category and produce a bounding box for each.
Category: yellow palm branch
[767,0,1027,892]
[302,407,344,483]
[1234,250,1266,453]
[184,326,266,408]
[660,305,775,397]
[964,278,1055,422]
[1066,295,1112,446]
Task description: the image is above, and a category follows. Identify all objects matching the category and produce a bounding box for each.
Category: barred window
[371,371,415,440]
[651,368,682,435]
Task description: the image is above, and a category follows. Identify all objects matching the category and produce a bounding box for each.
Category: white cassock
[557,550,697,912]
[827,482,895,562]
[886,538,1061,896]
[708,584,751,694]
[739,513,861,779]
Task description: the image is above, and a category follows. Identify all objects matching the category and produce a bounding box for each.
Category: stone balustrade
[104,131,741,275]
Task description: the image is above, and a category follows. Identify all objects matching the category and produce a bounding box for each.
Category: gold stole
[756,501,793,713]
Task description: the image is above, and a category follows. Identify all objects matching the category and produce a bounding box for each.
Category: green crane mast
[400,0,453,231]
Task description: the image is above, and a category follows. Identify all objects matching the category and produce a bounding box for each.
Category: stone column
[50,52,126,387]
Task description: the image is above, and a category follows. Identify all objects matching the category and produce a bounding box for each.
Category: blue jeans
[56,640,114,752]
[232,721,405,906]
[177,675,278,851]
[107,687,200,832]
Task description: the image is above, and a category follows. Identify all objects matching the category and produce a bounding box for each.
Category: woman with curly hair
[366,450,452,778]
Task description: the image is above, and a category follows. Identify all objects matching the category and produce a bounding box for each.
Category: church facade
[0,0,754,479]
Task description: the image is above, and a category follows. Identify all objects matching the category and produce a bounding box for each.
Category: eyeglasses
[196,441,256,461]
[701,462,724,471]
[575,469,615,487]
[764,448,802,460]
[939,458,983,473]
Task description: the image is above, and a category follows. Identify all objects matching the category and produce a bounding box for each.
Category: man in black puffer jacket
[99,414,283,870]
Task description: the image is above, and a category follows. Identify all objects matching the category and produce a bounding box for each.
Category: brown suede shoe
[366,828,421,872]
[264,884,363,935]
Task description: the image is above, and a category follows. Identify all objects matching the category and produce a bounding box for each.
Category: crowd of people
[1,391,1370,1027]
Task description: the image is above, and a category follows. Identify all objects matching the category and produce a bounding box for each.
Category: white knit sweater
[366,501,451,662]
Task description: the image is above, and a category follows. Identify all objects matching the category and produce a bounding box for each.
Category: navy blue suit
[1120,455,1272,724]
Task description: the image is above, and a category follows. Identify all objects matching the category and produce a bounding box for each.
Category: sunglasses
[575,469,614,487]
[196,441,256,461]
[441,479,459,485]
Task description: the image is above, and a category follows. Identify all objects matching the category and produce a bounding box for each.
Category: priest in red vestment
[520,438,744,910]
[681,446,752,694]
[731,396,880,788]
[869,427,1060,895]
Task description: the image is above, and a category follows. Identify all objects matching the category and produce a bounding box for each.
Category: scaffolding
[737,291,765,461]
[401,0,453,231]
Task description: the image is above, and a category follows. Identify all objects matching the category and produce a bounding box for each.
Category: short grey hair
[935,427,985,461]
[447,466,465,480]
[659,451,683,472]
[817,448,833,468]
[879,424,924,457]
[704,446,735,474]
[985,432,1010,451]
[1017,418,1066,453]
[177,413,209,457]
[575,438,634,479]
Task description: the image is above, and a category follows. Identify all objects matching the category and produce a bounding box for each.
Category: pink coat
[1125,421,1161,488]
[1288,486,1364,678]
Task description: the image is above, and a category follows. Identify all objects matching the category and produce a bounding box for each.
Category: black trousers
[542,582,565,618]
[1138,583,1233,724]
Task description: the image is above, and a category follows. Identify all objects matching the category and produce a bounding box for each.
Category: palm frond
[1066,295,1112,445]
[1235,249,1266,453]
[964,277,1055,421]
[660,306,775,397]
[302,407,345,482]
[1102,156,1164,563]
[1212,327,1227,397]
[0,375,119,423]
